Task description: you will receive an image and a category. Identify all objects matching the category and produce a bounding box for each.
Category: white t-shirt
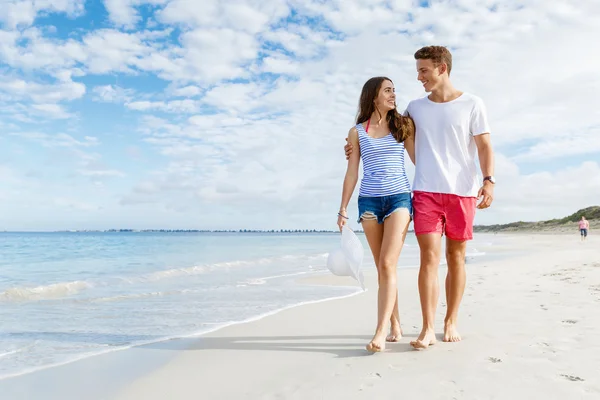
[405,92,491,197]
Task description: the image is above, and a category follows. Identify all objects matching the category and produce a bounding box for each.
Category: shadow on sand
[144,333,421,358]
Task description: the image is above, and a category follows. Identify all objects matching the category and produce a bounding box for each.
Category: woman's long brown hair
[355,77,414,143]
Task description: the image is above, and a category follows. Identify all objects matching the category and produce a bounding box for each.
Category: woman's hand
[337,209,349,231]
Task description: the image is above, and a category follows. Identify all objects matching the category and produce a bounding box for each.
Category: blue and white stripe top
[357,123,411,197]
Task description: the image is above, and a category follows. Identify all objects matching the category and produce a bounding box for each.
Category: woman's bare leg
[365,210,411,352]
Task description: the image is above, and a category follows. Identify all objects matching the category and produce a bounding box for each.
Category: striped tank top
[357,123,411,197]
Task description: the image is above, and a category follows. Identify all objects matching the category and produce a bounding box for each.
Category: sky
[0,0,599,231]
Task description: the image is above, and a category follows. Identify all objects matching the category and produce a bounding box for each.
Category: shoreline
[0,281,364,382]
[1,233,598,399]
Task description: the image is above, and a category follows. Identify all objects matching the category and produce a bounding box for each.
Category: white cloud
[29,103,73,119]
[92,84,133,103]
[512,127,600,161]
[126,99,199,113]
[157,0,289,33]
[9,131,98,148]
[0,27,86,71]
[261,56,299,75]
[82,29,152,74]
[261,26,335,59]
[103,0,140,28]
[201,82,264,114]
[79,169,125,178]
[169,85,202,97]
[103,0,168,28]
[0,77,85,103]
[0,0,85,29]
[176,28,258,82]
[479,157,600,224]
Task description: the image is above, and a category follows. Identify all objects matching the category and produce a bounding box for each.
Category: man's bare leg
[444,238,467,342]
[411,233,442,349]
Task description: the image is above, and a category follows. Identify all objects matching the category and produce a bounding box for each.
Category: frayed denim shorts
[357,192,413,224]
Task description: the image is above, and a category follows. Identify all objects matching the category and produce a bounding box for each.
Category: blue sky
[1,0,599,231]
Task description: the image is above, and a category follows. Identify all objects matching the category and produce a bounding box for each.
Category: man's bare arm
[474,133,495,209]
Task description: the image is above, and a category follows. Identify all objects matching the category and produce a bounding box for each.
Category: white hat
[326,226,365,290]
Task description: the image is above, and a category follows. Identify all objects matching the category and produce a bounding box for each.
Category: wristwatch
[483,176,496,184]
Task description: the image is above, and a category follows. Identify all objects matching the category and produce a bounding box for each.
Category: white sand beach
[2,233,599,400]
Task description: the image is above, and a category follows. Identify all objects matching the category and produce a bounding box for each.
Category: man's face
[417,59,443,92]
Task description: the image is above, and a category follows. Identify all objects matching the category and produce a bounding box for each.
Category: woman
[337,77,415,352]
[579,216,589,241]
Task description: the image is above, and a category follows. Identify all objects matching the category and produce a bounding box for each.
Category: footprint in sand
[561,374,584,382]
[488,357,502,363]
[358,372,382,391]
[562,319,578,325]
[540,304,548,311]
[534,342,557,354]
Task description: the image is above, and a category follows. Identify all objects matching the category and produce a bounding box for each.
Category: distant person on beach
[345,46,496,349]
[579,216,589,241]
[337,77,415,352]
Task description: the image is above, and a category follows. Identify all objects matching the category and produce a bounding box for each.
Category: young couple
[337,46,495,352]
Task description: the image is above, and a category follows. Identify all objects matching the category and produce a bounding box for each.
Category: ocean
[0,231,493,380]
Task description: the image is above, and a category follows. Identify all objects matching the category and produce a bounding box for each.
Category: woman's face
[374,80,396,111]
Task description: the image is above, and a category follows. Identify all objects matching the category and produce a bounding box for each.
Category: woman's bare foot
[366,332,387,352]
[410,328,437,350]
[386,323,403,342]
[443,323,461,342]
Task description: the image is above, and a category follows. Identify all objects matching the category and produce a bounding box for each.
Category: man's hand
[477,181,494,209]
[344,138,354,160]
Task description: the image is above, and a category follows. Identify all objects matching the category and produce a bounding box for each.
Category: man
[579,216,590,241]
[345,46,495,349]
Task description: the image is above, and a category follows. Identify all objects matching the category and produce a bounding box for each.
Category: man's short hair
[414,46,453,76]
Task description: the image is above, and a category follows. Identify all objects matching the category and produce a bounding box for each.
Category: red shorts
[413,191,477,241]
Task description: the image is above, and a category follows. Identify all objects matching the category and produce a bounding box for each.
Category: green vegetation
[475,206,600,232]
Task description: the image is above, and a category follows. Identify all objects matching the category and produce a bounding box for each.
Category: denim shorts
[357,192,413,224]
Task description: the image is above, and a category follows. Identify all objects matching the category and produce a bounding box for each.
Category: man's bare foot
[366,332,387,352]
[410,328,437,350]
[386,324,403,342]
[443,323,461,342]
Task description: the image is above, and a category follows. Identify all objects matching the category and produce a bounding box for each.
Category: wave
[236,270,326,287]
[0,281,91,302]
[90,289,196,303]
[0,347,26,359]
[0,252,330,303]
[134,253,328,283]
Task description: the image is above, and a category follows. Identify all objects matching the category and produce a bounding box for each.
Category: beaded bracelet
[337,212,349,220]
